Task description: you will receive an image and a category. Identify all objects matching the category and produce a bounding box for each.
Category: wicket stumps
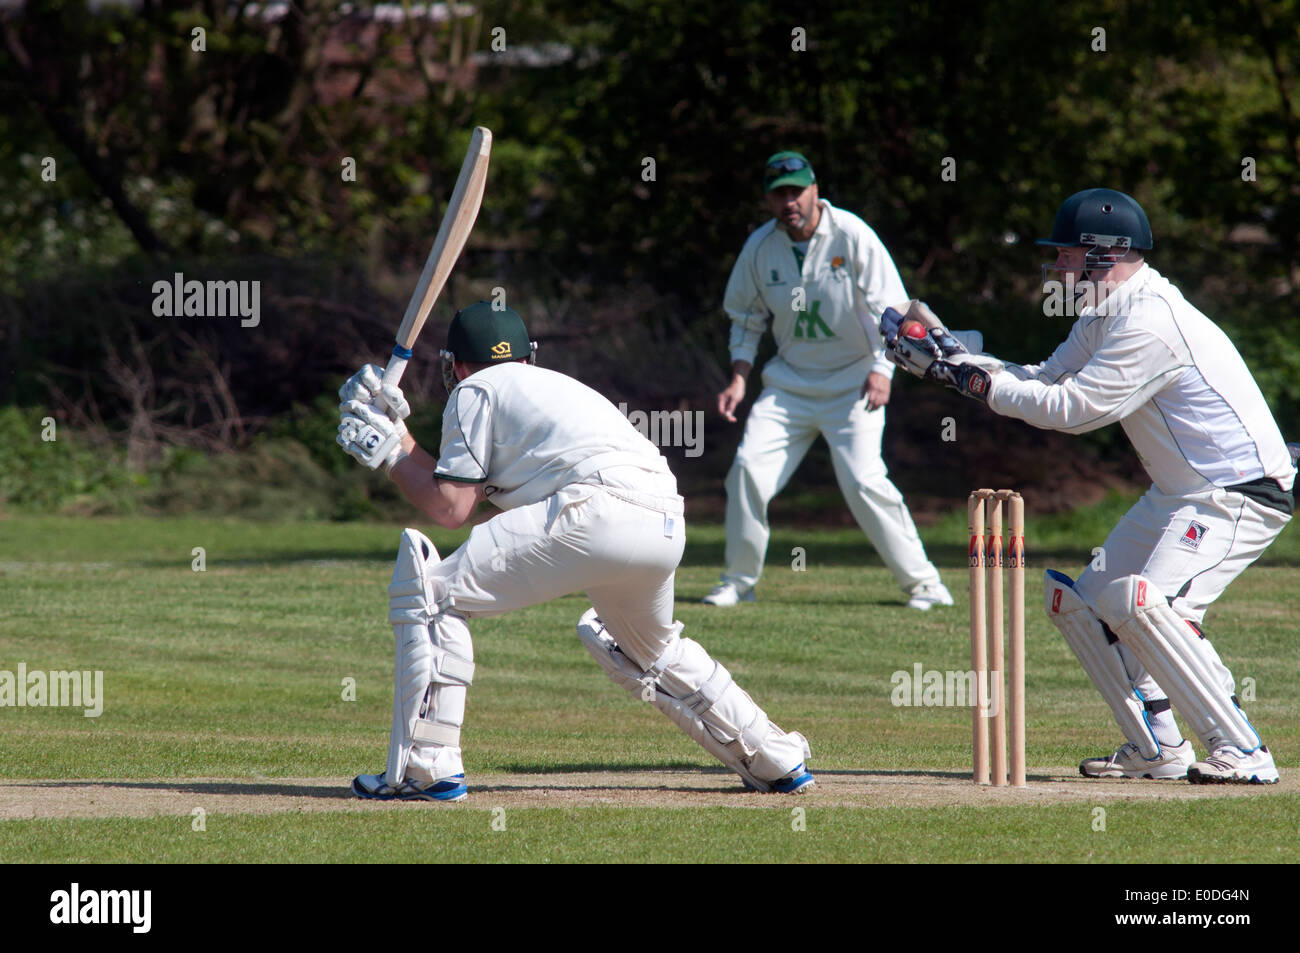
[968,489,1026,787]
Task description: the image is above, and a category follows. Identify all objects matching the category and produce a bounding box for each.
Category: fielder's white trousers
[721,385,941,592]
[1074,484,1290,709]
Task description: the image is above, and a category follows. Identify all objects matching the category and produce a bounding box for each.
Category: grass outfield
[1,494,1298,863]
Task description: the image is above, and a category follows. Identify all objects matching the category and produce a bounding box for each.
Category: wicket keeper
[887,188,1294,783]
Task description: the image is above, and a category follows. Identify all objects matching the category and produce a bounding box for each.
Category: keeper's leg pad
[1044,570,1164,758]
[576,608,808,791]
[1094,574,1261,752]
[386,529,476,785]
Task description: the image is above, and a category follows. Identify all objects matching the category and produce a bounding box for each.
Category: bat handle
[375,345,412,411]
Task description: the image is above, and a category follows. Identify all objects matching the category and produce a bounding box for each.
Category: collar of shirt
[1082,261,1150,319]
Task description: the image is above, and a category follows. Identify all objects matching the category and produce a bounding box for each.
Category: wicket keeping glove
[927,357,994,404]
[881,304,984,379]
[337,399,409,471]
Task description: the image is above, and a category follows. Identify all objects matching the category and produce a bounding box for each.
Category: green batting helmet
[440,301,537,393]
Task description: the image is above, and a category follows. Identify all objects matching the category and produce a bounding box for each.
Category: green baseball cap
[446,301,532,363]
[764,151,815,192]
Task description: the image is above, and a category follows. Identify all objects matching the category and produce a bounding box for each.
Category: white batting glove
[337,399,409,471]
[339,364,410,422]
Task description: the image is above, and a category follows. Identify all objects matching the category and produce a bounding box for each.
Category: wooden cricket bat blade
[384,126,492,387]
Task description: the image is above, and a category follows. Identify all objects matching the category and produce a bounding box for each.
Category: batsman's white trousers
[1074,484,1290,717]
[406,474,805,781]
[721,385,941,592]
[431,479,685,661]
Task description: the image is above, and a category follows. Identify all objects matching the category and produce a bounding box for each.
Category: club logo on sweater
[1179,521,1209,550]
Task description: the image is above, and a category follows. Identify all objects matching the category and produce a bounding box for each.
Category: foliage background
[2,0,1297,517]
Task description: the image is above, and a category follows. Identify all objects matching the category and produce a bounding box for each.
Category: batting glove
[339,364,410,422]
[337,399,410,471]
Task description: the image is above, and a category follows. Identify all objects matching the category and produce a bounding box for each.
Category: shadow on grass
[125,548,399,569]
[683,537,1300,570]
[679,539,1104,569]
[497,761,714,774]
[23,779,354,799]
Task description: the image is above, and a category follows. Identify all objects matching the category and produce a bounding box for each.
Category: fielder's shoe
[702,582,755,606]
[1187,745,1279,785]
[743,763,816,795]
[906,581,954,611]
[351,771,468,802]
[1079,740,1194,779]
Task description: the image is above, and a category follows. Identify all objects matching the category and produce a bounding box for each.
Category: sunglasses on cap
[764,156,809,183]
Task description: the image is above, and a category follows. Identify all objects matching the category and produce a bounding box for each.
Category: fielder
[705,150,952,610]
[886,188,1294,783]
[334,302,815,800]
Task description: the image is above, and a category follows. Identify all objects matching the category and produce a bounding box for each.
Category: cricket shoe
[702,582,756,606]
[1187,745,1279,785]
[743,763,816,795]
[351,771,468,802]
[1079,740,1194,779]
[906,581,954,611]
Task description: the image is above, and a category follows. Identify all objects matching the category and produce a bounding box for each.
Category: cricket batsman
[885,188,1294,783]
[333,302,814,800]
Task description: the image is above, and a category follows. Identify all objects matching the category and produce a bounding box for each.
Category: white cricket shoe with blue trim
[1079,740,1194,779]
[351,771,468,801]
[1187,745,1279,785]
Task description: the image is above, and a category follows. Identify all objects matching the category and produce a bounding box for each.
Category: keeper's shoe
[907,581,954,611]
[702,582,755,606]
[351,771,468,802]
[743,763,816,795]
[1187,745,1279,785]
[1079,740,1194,779]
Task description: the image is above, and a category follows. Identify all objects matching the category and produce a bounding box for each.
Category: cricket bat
[381,126,492,392]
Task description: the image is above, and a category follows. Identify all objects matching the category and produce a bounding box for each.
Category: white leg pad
[1094,574,1261,752]
[576,608,808,790]
[1044,570,1163,758]
[386,529,475,785]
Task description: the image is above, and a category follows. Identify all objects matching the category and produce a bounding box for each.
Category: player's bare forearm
[389,436,483,529]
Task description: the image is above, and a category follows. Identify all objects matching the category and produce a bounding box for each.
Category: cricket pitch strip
[1,769,1294,819]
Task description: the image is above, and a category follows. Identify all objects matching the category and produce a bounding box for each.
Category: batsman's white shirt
[990,264,1294,497]
[435,363,674,510]
[726,200,907,397]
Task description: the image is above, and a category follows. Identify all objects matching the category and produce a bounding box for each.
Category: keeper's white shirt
[990,264,1294,497]
[724,200,908,398]
[434,363,673,510]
